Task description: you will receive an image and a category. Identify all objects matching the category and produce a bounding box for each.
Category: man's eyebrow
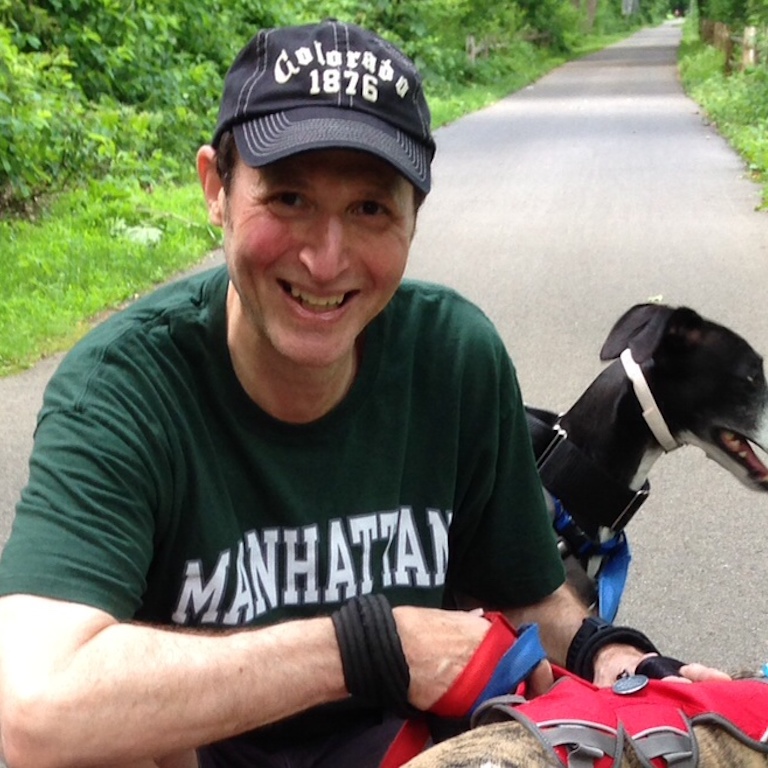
[258,165,307,188]
[260,158,404,196]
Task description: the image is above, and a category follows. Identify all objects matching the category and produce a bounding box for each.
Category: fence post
[713,21,734,72]
[742,26,757,69]
[466,35,477,65]
[700,18,714,44]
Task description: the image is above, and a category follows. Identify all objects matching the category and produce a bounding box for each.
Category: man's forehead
[258,150,412,193]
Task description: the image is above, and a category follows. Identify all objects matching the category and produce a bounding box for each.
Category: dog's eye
[741,369,765,390]
[734,369,760,391]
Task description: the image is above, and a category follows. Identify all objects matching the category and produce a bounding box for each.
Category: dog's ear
[662,306,706,353]
[600,304,705,362]
[600,303,675,362]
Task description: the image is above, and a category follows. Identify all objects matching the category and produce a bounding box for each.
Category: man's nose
[298,216,348,281]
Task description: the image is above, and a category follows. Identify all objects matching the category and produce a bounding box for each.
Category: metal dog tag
[612,674,649,695]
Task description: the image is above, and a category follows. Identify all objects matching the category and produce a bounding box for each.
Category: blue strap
[552,498,573,535]
[597,533,631,622]
[471,623,547,713]
[553,498,632,622]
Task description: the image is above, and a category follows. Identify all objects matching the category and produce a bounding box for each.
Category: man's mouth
[281,281,350,312]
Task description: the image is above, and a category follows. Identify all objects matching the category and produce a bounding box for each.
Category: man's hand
[392,607,554,709]
[393,606,494,710]
[592,644,731,687]
[524,657,555,698]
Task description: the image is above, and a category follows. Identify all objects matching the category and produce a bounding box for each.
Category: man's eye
[276,192,302,207]
[359,200,385,215]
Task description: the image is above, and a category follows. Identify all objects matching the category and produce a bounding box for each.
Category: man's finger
[677,663,731,682]
[526,659,554,698]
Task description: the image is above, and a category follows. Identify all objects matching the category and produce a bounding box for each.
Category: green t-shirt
[0,267,563,738]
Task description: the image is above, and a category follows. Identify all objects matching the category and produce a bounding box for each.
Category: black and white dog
[526,303,768,618]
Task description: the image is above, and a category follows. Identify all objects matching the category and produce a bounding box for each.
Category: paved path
[0,249,224,546]
[2,22,768,675]
[406,22,768,670]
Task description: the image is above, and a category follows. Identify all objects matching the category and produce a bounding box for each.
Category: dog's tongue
[721,430,768,481]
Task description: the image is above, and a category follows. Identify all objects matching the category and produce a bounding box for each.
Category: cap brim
[232,107,432,194]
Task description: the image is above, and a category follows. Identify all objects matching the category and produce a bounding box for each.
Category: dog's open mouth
[718,429,768,485]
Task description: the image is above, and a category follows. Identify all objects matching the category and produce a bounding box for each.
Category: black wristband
[636,655,685,679]
[331,594,414,717]
[566,616,659,681]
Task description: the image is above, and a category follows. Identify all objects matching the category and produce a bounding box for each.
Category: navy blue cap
[212,20,435,193]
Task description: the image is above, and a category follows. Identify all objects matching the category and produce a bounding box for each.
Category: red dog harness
[477,672,768,768]
[381,613,546,767]
[381,613,768,767]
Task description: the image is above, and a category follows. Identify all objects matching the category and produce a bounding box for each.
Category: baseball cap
[212,20,436,194]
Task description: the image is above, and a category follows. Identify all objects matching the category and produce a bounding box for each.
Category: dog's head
[600,303,768,491]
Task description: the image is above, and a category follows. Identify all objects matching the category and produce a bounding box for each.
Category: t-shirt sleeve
[0,397,164,619]
[443,323,566,608]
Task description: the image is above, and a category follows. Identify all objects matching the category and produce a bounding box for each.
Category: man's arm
[0,596,493,768]
[503,583,729,687]
[0,594,348,768]
[502,583,589,667]
[504,583,650,686]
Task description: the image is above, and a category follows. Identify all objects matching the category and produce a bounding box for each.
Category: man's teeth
[290,286,345,309]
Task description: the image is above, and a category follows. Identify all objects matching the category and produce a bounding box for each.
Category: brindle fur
[403,721,768,768]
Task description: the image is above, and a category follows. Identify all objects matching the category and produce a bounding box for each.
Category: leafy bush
[0,0,290,211]
[698,0,750,24]
[0,26,214,209]
[517,0,586,51]
[679,20,768,200]
[0,0,668,216]
[0,27,88,207]
[2,0,284,106]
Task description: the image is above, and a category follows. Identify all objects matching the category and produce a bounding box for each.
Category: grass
[678,21,768,208]
[0,180,218,375]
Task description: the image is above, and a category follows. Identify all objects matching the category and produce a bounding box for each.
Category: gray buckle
[536,421,568,469]
[631,727,697,767]
[609,480,650,531]
[540,722,618,768]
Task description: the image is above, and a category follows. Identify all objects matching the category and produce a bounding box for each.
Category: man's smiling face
[219,149,417,374]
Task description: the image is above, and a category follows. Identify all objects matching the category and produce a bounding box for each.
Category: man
[0,20,724,768]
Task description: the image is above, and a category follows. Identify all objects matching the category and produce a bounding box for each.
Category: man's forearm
[504,585,663,685]
[502,583,589,666]
[0,597,347,768]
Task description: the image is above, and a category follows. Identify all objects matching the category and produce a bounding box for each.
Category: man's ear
[197,145,225,227]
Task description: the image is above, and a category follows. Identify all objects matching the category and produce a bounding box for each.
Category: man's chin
[272,334,360,372]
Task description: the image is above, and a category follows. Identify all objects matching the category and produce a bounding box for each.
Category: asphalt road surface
[2,21,768,676]
[406,21,768,671]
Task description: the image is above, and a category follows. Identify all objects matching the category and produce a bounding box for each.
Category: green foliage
[0,179,216,375]
[679,18,768,203]
[0,0,612,215]
[641,0,676,22]
[697,0,751,23]
[748,0,768,24]
[0,26,87,207]
[697,0,768,25]
[292,0,531,85]
[2,0,286,105]
[517,0,586,50]
[10,0,760,374]
[0,0,292,209]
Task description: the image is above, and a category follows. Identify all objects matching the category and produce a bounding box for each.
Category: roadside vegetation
[0,0,764,376]
[678,2,768,206]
